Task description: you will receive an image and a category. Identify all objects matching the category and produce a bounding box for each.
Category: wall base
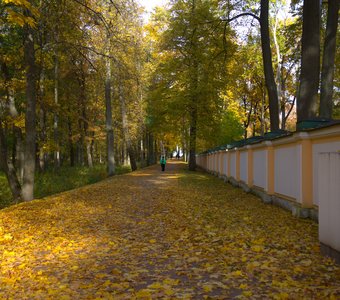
[212,173,319,222]
[238,181,251,193]
[291,205,312,219]
[320,243,340,264]
[251,188,272,204]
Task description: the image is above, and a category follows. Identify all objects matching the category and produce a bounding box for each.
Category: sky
[138,0,168,22]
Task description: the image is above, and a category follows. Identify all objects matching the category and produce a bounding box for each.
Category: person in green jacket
[160,155,166,172]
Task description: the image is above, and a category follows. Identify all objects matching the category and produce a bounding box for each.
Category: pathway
[0,161,339,299]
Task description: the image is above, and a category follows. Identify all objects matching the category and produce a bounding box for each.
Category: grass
[0,164,132,209]
[0,173,13,209]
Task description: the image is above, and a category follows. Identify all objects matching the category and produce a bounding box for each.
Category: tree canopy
[0,0,339,200]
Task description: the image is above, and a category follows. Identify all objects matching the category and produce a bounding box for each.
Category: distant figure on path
[160,155,166,172]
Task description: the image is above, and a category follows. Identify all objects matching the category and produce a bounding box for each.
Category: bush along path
[0,161,339,299]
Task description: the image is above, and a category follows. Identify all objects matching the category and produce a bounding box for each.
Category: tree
[105,38,115,176]
[259,0,280,131]
[296,0,320,122]
[319,0,340,119]
[223,0,280,132]
[22,2,38,201]
[145,0,237,169]
[0,123,22,201]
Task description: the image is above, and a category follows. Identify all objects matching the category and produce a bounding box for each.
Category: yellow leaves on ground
[0,232,13,242]
[0,161,339,298]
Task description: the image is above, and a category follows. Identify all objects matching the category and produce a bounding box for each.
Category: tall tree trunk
[119,83,137,171]
[260,90,266,135]
[15,128,24,182]
[2,62,24,180]
[0,123,22,201]
[280,59,286,130]
[86,132,94,169]
[140,138,145,166]
[81,93,92,168]
[319,0,339,119]
[105,55,115,176]
[154,139,158,162]
[188,0,198,171]
[22,14,37,201]
[147,131,155,165]
[38,67,47,172]
[53,52,60,169]
[77,72,87,166]
[86,142,93,168]
[77,120,85,166]
[297,0,320,123]
[188,91,198,171]
[68,117,75,167]
[260,0,280,131]
[273,11,283,128]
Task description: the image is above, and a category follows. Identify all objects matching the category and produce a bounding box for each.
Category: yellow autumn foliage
[0,161,339,298]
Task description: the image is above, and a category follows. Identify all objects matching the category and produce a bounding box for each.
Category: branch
[221,12,260,24]
[285,96,296,121]
[76,44,118,62]
[70,0,117,33]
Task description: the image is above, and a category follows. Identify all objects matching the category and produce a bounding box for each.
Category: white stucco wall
[313,141,340,206]
[318,153,340,252]
[222,152,227,176]
[253,150,266,189]
[274,145,300,202]
[218,153,222,174]
[215,154,218,172]
[240,151,248,183]
[230,152,236,178]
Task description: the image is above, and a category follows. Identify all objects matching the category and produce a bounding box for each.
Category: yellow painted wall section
[301,139,313,207]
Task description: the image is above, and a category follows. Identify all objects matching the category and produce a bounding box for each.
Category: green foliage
[0,165,131,209]
[145,0,241,151]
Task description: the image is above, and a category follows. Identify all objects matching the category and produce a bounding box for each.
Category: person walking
[160,155,166,172]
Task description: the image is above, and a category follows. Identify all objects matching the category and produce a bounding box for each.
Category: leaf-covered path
[0,161,339,299]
